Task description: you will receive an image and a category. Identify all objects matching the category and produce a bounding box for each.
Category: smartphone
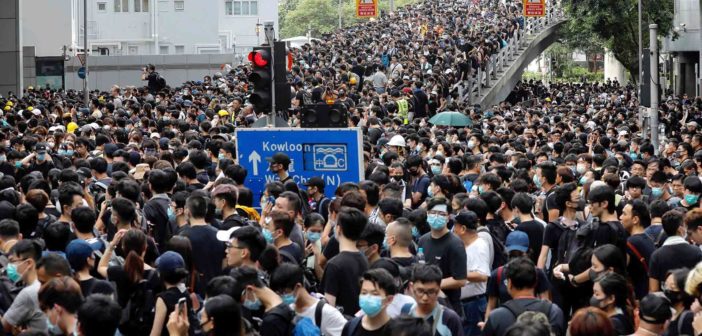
[177,297,186,314]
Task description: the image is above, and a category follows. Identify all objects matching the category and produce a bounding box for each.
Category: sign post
[356,0,378,18]
[77,67,86,79]
[523,0,546,17]
[236,128,364,208]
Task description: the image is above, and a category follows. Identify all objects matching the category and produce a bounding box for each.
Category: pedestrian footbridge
[459,9,568,108]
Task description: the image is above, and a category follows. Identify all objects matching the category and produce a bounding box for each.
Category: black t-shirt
[650,242,702,282]
[323,236,340,261]
[342,319,388,336]
[626,233,655,300]
[179,225,226,296]
[412,90,429,118]
[487,265,551,303]
[515,220,544,263]
[392,256,417,268]
[611,312,635,336]
[261,304,294,336]
[107,267,162,307]
[279,242,303,264]
[322,251,368,315]
[79,278,97,297]
[542,221,567,268]
[418,232,467,313]
[157,287,194,336]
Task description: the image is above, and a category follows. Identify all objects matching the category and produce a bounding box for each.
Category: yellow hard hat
[5,101,13,107]
[27,106,33,111]
[218,109,229,117]
[3,106,10,111]
[67,122,79,134]
[350,77,357,85]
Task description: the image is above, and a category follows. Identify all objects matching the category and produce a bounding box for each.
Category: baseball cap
[454,211,479,230]
[216,226,242,242]
[505,231,529,253]
[104,143,118,156]
[212,184,238,198]
[266,152,291,166]
[35,143,47,155]
[303,176,325,189]
[638,293,673,324]
[66,239,94,271]
[156,251,186,274]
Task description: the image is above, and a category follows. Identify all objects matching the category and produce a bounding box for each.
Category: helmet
[67,122,79,134]
[387,135,406,147]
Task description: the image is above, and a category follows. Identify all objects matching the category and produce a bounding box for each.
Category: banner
[356,0,378,18]
[523,0,546,17]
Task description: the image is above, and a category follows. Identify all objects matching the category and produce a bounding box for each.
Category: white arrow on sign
[248,150,262,176]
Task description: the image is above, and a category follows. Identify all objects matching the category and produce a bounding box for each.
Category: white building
[22,0,278,57]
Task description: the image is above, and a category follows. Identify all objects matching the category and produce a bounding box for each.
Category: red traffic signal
[248,50,270,67]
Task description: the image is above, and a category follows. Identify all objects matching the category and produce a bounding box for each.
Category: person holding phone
[151,251,197,336]
[20,143,55,178]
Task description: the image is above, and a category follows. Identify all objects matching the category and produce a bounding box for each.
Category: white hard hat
[387,135,406,147]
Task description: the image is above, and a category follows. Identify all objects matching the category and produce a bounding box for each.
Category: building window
[174,0,184,11]
[160,46,169,54]
[135,0,149,12]
[114,0,128,12]
[228,1,257,15]
[97,2,107,12]
[175,45,185,54]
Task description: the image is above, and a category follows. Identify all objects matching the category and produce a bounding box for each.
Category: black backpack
[156,73,167,91]
[478,226,508,269]
[568,219,627,276]
[119,270,158,336]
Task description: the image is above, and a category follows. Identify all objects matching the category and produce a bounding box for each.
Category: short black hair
[588,185,616,213]
[684,176,702,193]
[505,257,538,289]
[511,193,534,214]
[185,194,208,219]
[362,268,397,295]
[359,181,380,207]
[337,207,368,241]
[230,266,265,301]
[662,209,685,236]
[71,206,96,234]
[411,263,442,286]
[628,199,651,228]
[270,263,304,293]
[231,226,266,262]
[649,199,670,219]
[537,162,557,185]
[360,223,386,250]
[0,219,20,239]
[11,239,42,261]
[378,198,403,220]
[36,252,72,278]
[626,176,646,190]
[111,197,136,224]
[78,294,122,336]
[44,222,71,252]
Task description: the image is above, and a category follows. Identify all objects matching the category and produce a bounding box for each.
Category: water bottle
[417,248,426,264]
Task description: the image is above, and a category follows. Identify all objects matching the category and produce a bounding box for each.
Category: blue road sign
[236,128,363,208]
[77,67,86,79]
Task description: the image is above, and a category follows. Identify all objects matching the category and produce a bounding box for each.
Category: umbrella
[428,111,473,127]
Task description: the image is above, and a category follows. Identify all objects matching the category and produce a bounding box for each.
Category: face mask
[218,153,225,161]
[47,142,55,149]
[281,293,296,305]
[391,176,404,183]
[467,140,476,149]
[427,214,447,230]
[664,289,683,303]
[306,231,321,243]
[411,226,419,238]
[588,268,605,282]
[576,164,586,174]
[427,186,434,198]
[46,315,62,336]
[66,150,75,156]
[478,185,485,194]
[14,161,21,169]
[507,162,513,169]
[0,155,6,162]
[215,208,222,216]
[579,176,588,186]
[431,166,441,175]
[243,293,262,311]
[358,294,383,317]
[629,152,638,160]
[589,296,605,309]
[533,174,542,189]
[262,228,275,244]
[37,153,45,161]
[685,193,700,205]
[651,187,664,199]
[6,263,21,283]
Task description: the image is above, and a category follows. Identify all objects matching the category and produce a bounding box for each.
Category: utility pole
[637,0,642,125]
[650,24,659,154]
[83,0,89,107]
[390,0,395,12]
[264,22,275,127]
[338,0,342,29]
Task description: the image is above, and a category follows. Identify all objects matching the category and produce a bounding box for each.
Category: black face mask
[391,175,405,182]
[664,290,683,303]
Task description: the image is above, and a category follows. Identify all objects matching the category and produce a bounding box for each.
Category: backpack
[554,222,579,266]
[281,250,321,294]
[0,257,21,315]
[268,305,298,336]
[118,270,158,336]
[478,226,507,269]
[293,317,321,336]
[156,73,167,90]
[502,299,552,322]
[568,220,627,276]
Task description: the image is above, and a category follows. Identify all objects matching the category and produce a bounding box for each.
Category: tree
[562,0,673,83]
[280,0,339,38]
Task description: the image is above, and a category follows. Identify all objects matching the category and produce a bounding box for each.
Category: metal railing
[455,3,564,107]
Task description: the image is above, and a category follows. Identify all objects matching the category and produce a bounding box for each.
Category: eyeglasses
[413,288,439,297]
[225,242,245,250]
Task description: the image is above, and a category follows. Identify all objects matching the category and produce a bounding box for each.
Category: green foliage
[280,0,420,39]
[561,0,674,83]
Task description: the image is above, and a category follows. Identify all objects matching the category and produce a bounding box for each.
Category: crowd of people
[0,0,702,335]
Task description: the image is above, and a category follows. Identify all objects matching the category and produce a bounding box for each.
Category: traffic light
[248,47,272,113]
[273,41,291,112]
[301,104,348,128]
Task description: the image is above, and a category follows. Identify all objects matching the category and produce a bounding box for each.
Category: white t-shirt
[293,299,348,336]
[477,230,494,267]
[461,237,491,299]
[354,293,416,318]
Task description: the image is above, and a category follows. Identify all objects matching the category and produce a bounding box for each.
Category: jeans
[462,296,487,336]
